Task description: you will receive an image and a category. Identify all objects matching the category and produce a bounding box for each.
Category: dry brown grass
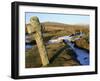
[25,22,89,68]
[25,42,79,68]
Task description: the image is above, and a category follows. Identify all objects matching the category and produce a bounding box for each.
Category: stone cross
[27,16,49,66]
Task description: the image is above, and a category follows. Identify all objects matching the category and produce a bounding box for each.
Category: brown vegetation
[25,21,89,68]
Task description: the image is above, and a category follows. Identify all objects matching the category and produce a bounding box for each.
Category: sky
[25,12,90,25]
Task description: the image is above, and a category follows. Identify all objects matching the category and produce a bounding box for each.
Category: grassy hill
[25,21,89,68]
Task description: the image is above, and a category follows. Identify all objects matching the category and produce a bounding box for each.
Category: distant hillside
[41,21,89,27]
[26,21,89,34]
[41,21,70,26]
[41,22,72,29]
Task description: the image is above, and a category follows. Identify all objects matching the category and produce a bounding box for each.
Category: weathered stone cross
[27,16,49,66]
